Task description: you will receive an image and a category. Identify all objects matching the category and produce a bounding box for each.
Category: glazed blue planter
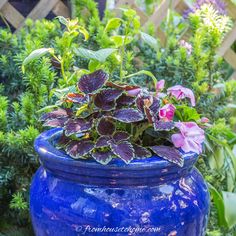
[30,128,210,236]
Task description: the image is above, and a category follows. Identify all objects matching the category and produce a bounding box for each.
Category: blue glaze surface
[30,128,210,236]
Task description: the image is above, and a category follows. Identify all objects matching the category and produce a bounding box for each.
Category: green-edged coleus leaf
[96,136,110,148]
[64,118,93,136]
[40,108,71,121]
[78,70,108,94]
[94,88,122,111]
[66,140,94,159]
[113,108,144,123]
[92,150,114,164]
[43,117,68,128]
[97,117,115,136]
[113,131,130,142]
[57,134,71,148]
[153,120,175,131]
[109,140,135,164]
[66,93,89,104]
[133,144,152,158]
[116,94,136,107]
[150,145,184,167]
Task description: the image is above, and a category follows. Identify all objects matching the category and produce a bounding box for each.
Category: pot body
[30,129,210,236]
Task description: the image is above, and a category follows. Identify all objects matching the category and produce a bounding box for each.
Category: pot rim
[34,128,198,171]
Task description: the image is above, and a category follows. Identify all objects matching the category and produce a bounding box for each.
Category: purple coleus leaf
[116,94,136,107]
[96,136,110,148]
[97,117,115,136]
[66,93,89,104]
[66,140,94,159]
[94,88,122,111]
[150,145,184,167]
[106,81,140,92]
[78,70,108,94]
[64,118,93,136]
[153,120,175,131]
[133,144,152,158]
[109,140,135,164]
[43,117,68,128]
[40,108,71,121]
[92,150,113,164]
[113,131,130,142]
[56,134,71,147]
[113,108,144,123]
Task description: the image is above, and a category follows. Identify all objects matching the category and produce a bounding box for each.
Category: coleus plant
[40,69,205,166]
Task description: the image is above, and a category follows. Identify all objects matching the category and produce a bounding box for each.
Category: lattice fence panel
[115,0,236,74]
[0,0,70,31]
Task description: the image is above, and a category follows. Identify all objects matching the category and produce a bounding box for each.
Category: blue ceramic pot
[31,128,210,236]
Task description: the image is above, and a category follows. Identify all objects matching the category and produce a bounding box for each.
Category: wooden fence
[0,0,235,77]
[0,0,70,31]
[115,0,236,78]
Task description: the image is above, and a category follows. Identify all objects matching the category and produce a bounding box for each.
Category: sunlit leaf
[140,31,158,50]
[22,48,54,67]
[75,48,116,62]
[105,18,123,32]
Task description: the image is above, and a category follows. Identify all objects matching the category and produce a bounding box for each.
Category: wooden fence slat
[224,49,236,69]
[175,1,189,14]
[0,0,7,9]
[218,23,236,57]
[26,0,59,20]
[16,0,59,30]
[144,0,181,28]
[52,1,70,18]
[1,2,24,28]
[225,0,236,20]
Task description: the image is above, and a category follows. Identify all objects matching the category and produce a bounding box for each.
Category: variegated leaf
[92,150,114,164]
[97,117,115,136]
[78,70,108,94]
[64,118,93,136]
[66,140,94,159]
[150,145,184,167]
[113,108,144,123]
[109,140,135,164]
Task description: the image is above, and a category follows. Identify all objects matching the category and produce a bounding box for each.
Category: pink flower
[167,85,196,106]
[156,80,165,92]
[171,122,205,154]
[159,104,176,121]
[179,40,192,55]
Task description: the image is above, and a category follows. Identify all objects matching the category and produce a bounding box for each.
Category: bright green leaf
[175,105,200,121]
[110,35,133,47]
[78,26,89,41]
[22,48,54,67]
[140,31,158,50]
[75,48,116,63]
[105,18,123,32]
[222,191,236,229]
[56,16,68,26]
[209,184,227,227]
